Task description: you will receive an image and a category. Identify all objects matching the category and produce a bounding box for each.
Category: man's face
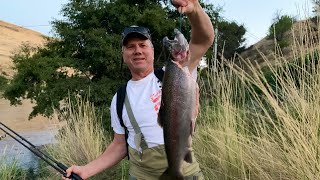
[122,38,154,73]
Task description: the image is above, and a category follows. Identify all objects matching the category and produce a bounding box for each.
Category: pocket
[140,145,168,171]
[129,145,168,173]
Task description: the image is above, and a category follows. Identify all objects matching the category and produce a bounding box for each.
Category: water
[0,130,57,169]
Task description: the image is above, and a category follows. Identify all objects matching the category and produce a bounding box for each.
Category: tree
[199,3,247,61]
[267,13,296,48]
[0,75,7,93]
[216,20,246,60]
[3,0,238,126]
[312,0,320,17]
[4,0,176,122]
[3,0,213,122]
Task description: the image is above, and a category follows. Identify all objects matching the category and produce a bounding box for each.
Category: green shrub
[268,15,296,48]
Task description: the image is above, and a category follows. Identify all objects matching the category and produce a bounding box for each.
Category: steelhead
[159,29,199,180]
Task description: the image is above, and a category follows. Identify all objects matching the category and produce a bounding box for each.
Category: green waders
[125,94,203,180]
[128,146,203,180]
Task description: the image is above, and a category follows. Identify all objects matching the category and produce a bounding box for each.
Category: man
[64,0,214,179]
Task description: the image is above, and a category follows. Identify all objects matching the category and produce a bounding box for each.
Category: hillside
[238,18,319,68]
[0,20,54,132]
[0,20,46,77]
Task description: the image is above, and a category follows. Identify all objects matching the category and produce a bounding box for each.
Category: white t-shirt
[110,68,197,150]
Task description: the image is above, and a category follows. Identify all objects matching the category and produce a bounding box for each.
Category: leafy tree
[312,0,320,16]
[3,0,243,128]
[0,75,7,93]
[2,0,215,123]
[216,20,246,60]
[267,14,296,48]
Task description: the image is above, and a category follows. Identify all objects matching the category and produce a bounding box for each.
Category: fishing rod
[0,122,83,180]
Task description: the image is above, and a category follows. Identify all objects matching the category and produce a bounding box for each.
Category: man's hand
[171,0,199,14]
[62,165,87,180]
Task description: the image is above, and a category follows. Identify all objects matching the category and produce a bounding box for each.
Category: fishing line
[157,3,184,64]
[179,13,182,32]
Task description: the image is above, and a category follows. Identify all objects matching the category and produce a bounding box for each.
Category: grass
[194,17,320,180]
[0,158,25,180]
[42,96,129,180]
[0,147,35,180]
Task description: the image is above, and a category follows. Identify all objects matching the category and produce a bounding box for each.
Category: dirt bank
[0,98,60,133]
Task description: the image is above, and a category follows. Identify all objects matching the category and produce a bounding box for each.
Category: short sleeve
[110,93,125,134]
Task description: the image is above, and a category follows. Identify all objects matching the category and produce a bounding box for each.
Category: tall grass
[0,147,29,180]
[0,158,26,180]
[194,18,320,179]
[44,97,129,179]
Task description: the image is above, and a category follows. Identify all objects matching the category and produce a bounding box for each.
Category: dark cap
[122,25,151,45]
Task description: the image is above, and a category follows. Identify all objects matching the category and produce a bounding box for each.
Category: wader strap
[124,93,148,151]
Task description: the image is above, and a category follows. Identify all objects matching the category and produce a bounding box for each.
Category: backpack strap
[154,68,164,81]
[116,84,127,127]
[116,83,129,159]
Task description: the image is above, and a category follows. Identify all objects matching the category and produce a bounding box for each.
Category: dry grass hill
[0,20,46,77]
[0,20,56,132]
[238,17,319,68]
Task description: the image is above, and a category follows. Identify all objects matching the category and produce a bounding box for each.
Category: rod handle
[59,163,83,180]
[63,172,83,180]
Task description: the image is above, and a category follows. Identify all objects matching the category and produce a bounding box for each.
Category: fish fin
[184,149,193,163]
[158,106,164,128]
[190,119,195,136]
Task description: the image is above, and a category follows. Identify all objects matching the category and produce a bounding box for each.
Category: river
[0,98,60,169]
[0,129,58,169]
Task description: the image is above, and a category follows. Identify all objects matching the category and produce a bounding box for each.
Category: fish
[159,29,199,180]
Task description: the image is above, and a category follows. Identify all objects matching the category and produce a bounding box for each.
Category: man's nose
[133,46,142,54]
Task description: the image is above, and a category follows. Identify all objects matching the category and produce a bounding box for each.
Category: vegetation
[216,20,246,60]
[267,14,296,48]
[0,156,38,180]
[2,0,246,125]
[44,96,128,180]
[0,75,7,94]
[194,18,320,179]
[312,0,320,15]
[0,159,25,180]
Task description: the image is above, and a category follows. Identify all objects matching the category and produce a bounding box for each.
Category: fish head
[163,29,189,64]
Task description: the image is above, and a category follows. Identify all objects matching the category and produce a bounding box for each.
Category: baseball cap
[122,25,152,45]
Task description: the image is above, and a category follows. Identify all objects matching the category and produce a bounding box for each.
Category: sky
[0,0,314,46]
[214,0,313,46]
